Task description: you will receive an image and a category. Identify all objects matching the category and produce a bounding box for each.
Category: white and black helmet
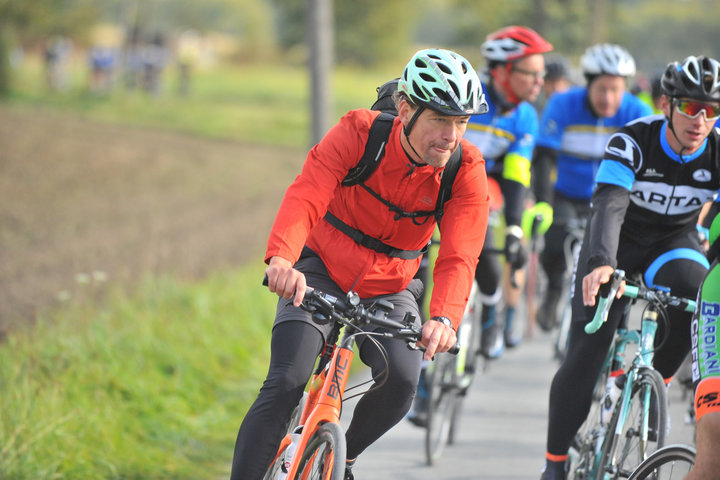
[661,55,720,103]
[580,43,636,78]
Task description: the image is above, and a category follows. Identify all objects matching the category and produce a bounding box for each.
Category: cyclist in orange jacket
[230,48,491,480]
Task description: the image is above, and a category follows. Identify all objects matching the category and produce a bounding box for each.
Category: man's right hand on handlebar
[582,265,624,307]
[420,317,458,361]
[265,256,307,307]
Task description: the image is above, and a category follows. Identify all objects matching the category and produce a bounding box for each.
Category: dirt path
[0,105,304,332]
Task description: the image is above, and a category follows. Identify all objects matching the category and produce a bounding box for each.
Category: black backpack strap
[342,112,395,186]
[323,211,429,260]
[434,144,463,223]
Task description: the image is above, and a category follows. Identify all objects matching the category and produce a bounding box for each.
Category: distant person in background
[464,25,553,357]
[141,32,170,96]
[88,45,116,95]
[534,55,574,111]
[634,72,664,114]
[532,43,652,332]
[44,36,73,92]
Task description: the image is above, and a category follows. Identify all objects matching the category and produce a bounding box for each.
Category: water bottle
[600,373,626,425]
[278,431,302,479]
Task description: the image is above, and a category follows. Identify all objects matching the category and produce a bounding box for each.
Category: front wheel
[425,352,456,466]
[596,367,668,480]
[627,444,695,480]
[293,422,346,480]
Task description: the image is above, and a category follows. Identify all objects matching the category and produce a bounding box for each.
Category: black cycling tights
[546,253,707,456]
[230,320,421,480]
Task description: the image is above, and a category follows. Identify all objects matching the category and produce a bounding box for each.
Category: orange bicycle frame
[267,343,354,478]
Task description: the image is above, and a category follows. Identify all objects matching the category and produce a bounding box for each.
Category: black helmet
[661,55,720,102]
[544,55,571,82]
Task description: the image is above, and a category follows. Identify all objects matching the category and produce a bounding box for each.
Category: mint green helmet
[399,49,488,116]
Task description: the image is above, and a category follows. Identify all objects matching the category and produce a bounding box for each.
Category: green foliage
[0,262,277,479]
[335,0,418,66]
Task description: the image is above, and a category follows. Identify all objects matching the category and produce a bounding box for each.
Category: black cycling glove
[504,228,528,270]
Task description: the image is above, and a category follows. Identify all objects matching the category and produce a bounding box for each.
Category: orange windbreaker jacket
[266,109,489,327]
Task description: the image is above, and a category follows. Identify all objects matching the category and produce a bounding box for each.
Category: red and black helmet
[481,26,553,63]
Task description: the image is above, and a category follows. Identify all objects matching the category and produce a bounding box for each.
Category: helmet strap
[500,62,520,105]
[403,105,428,163]
[667,104,690,158]
[492,64,520,107]
[404,105,425,137]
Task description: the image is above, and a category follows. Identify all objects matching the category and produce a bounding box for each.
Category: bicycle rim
[294,422,346,480]
[425,353,455,466]
[597,368,667,480]
[627,444,695,480]
[264,443,289,480]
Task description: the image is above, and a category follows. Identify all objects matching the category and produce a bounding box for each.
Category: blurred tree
[272,0,419,66]
[98,0,275,61]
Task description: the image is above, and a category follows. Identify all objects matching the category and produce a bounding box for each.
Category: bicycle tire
[596,367,668,480]
[425,352,456,466]
[447,392,465,445]
[627,444,696,480]
[554,295,572,361]
[263,392,308,480]
[448,297,481,445]
[293,422,346,480]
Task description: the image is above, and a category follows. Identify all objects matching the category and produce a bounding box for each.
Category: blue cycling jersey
[536,86,652,200]
[464,87,538,176]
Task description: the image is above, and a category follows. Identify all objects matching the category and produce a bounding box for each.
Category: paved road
[346,327,696,480]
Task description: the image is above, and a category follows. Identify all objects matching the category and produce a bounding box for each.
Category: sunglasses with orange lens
[674,99,720,120]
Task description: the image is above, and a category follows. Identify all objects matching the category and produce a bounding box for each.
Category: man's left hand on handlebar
[420,317,457,361]
[265,256,307,307]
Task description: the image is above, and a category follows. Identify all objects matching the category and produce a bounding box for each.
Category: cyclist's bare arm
[419,320,457,361]
[265,256,307,307]
[686,411,720,480]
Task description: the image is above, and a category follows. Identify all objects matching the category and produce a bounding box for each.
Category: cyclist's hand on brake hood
[266,256,307,307]
[420,319,457,361]
[582,265,624,307]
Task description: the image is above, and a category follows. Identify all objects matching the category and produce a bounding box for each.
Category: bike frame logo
[327,353,350,400]
[691,301,720,381]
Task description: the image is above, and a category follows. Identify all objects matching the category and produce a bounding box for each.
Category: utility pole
[589,0,608,44]
[308,0,333,146]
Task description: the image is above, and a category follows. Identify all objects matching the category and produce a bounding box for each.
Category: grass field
[6,56,397,148]
[0,57,398,478]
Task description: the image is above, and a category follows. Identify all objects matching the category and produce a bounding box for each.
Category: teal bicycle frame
[582,270,696,479]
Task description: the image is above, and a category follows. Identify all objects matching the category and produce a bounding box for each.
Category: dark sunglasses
[674,99,720,120]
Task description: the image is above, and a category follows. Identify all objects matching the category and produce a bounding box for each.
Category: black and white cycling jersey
[588,115,720,265]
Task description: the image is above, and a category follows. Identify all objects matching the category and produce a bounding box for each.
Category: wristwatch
[431,316,453,329]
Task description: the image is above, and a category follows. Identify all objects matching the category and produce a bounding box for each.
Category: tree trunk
[0,24,11,97]
[589,0,608,44]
